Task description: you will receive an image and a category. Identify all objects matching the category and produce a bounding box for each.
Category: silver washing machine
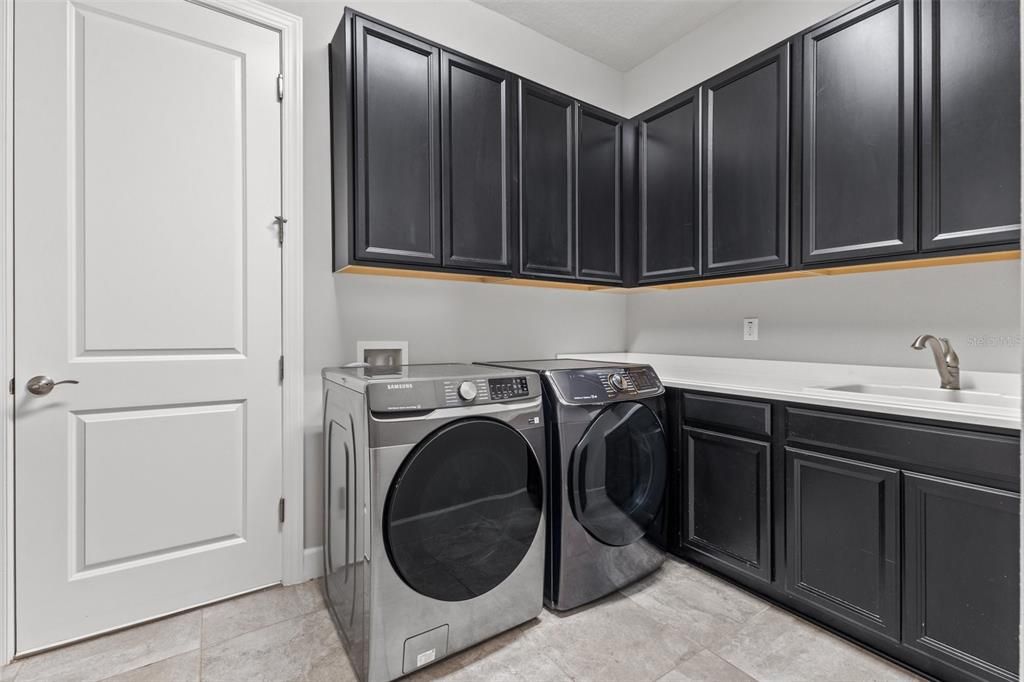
[321,364,546,682]
[479,359,668,611]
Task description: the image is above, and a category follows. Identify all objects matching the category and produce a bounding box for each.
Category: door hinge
[278,497,286,523]
[278,355,284,382]
[277,73,284,101]
[7,378,13,396]
[274,215,287,246]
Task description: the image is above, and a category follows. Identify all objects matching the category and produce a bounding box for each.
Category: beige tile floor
[0,557,918,682]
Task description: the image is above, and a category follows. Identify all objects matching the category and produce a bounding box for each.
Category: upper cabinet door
[352,16,441,265]
[576,104,623,283]
[703,45,790,276]
[518,81,575,279]
[440,52,516,272]
[920,0,1021,252]
[637,89,701,283]
[801,0,916,264]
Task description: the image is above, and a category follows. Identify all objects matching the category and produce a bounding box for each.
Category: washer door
[384,418,543,602]
[569,402,668,546]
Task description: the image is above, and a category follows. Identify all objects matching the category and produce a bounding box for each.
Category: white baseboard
[302,545,324,581]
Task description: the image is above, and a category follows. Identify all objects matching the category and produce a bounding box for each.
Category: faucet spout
[911,334,960,390]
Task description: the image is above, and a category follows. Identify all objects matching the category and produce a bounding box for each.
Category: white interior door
[13,0,283,653]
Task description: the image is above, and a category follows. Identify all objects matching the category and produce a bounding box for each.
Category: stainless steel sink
[807,384,1020,409]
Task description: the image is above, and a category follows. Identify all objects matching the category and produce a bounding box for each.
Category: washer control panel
[549,365,663,405]
[443,378,490,405]
[488,376,531,401]
[438,374,537,407]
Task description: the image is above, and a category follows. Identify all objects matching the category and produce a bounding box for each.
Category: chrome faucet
[911,335,960,390]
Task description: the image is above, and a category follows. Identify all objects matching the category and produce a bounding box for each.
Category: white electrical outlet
[743,318,759,341]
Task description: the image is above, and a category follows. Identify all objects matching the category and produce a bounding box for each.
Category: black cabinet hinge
[278,497,286,523]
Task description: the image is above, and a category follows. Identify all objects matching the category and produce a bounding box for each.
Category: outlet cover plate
[743,318,759,341]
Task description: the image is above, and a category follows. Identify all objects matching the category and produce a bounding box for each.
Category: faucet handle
[939,338,959,367]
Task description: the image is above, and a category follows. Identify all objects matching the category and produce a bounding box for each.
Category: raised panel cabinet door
[576,103,623,283]
[637,88,701,283]
[920,0,1021,251]
[785,448,900,639]
[703,45,790,275]
[518,81,575,278]
[352,16,441,265]
[903,473,1019,681]
[683,428,771,582]
[441,51,515,272]
[802,0,917,264]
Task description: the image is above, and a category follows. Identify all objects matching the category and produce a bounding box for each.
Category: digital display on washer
[488,376,530,400]
[626,367,659,391]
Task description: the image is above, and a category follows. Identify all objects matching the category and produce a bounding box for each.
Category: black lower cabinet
[903,473,1020,682]
[668,389,1021,682]
[784,447,900,640]
[682,428,771,582]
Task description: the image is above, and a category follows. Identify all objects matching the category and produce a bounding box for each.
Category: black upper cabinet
[351,16,441,265]
[637,89,701,283]
[920,0,1021,252]
[785,447,901,640]
[440,52,516,272]
[903,473,1020,682]
[683,427,772,582]
[703,46,790,275]
[576,104,623,283]
[518,81,575,279]
[801,0,917,264]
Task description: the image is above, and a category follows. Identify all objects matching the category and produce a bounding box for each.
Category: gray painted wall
[264,0,628,548]
[626,260,1022,372]
[269,0,1020,551]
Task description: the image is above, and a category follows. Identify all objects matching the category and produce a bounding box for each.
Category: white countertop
[558,352,1021,431]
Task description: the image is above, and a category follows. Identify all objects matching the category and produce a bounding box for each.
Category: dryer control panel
[548,365,664,405]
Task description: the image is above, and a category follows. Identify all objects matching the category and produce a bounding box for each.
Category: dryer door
[384,418,543,602]
[569,402,668,546]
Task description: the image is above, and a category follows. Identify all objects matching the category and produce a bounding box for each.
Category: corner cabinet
[349,16,442,266]
[677,394,773,583]
[801,0,917,264]
[440,52,516,273]
[919,0,1021,251]
[636,89,701,283]
[703,45,790,276]
[576,104,624,283]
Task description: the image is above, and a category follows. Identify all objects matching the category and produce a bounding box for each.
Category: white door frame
[0,0,304,664]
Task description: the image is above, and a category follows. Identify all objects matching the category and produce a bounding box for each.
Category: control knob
[608,373,627,392]
[458,381,478,401]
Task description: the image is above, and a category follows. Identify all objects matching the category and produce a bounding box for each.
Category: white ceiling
[471,0,741,72]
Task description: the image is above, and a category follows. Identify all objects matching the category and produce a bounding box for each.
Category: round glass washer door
[568,401,668,547]
[384,418,543,601]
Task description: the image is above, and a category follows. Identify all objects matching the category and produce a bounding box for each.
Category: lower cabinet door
[903,473,1020,682]
[682,428,771,582]
[785,448,900,639]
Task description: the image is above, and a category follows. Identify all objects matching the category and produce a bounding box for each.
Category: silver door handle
[26,376,79,396]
